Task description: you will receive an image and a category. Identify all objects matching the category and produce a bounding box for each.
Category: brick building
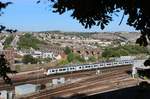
[72,47,101,57]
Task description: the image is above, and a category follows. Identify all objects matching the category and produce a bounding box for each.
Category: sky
[0,0,137,32]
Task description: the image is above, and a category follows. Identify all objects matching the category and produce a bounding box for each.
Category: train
[45,60,133,75]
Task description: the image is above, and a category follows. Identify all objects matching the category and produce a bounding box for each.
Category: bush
[18,33,45,49]
[64,46,72,55]
[102,44,149,58]
[58,59,69,66]
[22,55,40,64]
[88,56,97,62]
[4,35,14,48]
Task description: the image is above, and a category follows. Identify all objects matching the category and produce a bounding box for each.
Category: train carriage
[46,69,57,75]
[113,61,119,66]
[68,66,76,72]
[45,60,133,75]
[76,65,83,71]
[105,62,113,67]
[93,64,99,69]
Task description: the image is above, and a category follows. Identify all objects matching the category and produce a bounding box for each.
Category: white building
[15,84,39,96]
[42,52,55,59]
[31,51,42,58]
[17,51,28,56]
[0,90,13,99]
[55,54,62,60]
[17,50,56,59]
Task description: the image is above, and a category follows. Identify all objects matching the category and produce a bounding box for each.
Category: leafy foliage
[88,56,97,62]
[22,55,40,64]
[58,59,69,66]
[3,34,14,48]
[0,2,17,33]
[75,54,85,63]
[0,2,12,16]
[38,0,150,46]
[144,58,150,66]
[67,52,74,62]
[102,44,149,58]
[0,54,17,84]
[18,33,44,50]
[64,46,72,55]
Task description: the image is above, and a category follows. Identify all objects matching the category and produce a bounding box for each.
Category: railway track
[0,71,94,90]
[20,66,132,99]
[32,76,136,99]
[0,65,131,91]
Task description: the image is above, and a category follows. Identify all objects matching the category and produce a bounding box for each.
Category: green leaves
[45,0,150,47]
[0,54,17,85]
[18,33,43,50]
[4,34,14,48]
[67,52,74,62]
[64,46,72,55]
[22,55,40,64]
[102,44,149,58]
[144,59,150,66]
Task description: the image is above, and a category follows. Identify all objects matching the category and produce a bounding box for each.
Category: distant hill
[90,32,140,42]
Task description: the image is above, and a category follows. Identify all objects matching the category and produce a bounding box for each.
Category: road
[10,35,19,48]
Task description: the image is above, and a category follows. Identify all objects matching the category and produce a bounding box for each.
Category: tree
[75,54,85,63]
[88,56,97,62]
[37,0,150,47]
[0,54,17,84]
[0,2,17,33]
[64,46,72,55]
[3,34,14,49]
[18,33,44,50]
[58,59,69,66]
[22,55,39,64]
[67,52,75,62]
[144,58,150,66]
[0,2,18,84]
[102,44,149,58]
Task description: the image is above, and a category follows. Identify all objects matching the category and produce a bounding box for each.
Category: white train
[45,60,133,75]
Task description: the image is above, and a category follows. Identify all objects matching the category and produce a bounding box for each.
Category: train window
[100,64,103,66]
[94,65,97,67]
[52,70,55,72]
[70,67,75,70]
[63,68,66,71]
[107,63,111,65]
[79,67,82,69]
[59,69,62,71]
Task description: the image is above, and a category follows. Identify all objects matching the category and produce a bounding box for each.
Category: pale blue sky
[0,0,137,32]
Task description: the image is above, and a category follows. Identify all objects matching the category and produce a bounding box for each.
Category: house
[55,54,62,60]
[72,46,101,57]
[42,52,55,59]
[31,51,42,58]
